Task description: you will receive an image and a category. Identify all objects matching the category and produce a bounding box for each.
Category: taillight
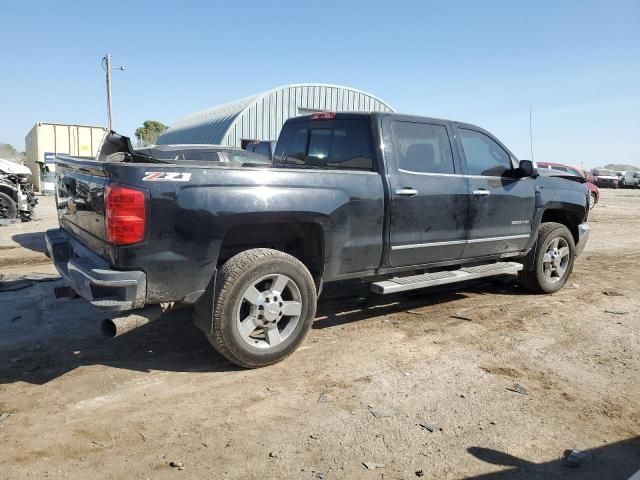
[105,184,146,245]
[310,111,335,120]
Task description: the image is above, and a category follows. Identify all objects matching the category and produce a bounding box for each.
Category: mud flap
[519,240,538,271]
[193,270,216,335]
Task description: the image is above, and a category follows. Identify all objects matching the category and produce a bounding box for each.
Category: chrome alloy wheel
[235,274,303,349]
[542,237,570,283]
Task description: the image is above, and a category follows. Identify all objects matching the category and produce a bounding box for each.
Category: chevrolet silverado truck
[46,112,590,368]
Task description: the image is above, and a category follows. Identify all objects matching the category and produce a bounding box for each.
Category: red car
[536,162,599,209]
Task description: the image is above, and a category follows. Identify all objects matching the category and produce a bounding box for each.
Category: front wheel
[0,192,17,219]
[204,248,317,368]
[518,222,576,294]
[589,192,596,210]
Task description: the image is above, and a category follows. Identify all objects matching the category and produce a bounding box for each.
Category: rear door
[453,125,535,258]
[385,117,469,267]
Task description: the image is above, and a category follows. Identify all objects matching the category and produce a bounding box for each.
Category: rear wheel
[204,248,317,368]
[518,222,576,294]
[0,192,17,219]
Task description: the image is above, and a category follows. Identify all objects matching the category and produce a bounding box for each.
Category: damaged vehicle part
[0,159,37,221]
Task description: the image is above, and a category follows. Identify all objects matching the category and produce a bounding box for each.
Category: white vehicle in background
[0,158,37,222]
[620,171,640,188]
[589,168,620,188]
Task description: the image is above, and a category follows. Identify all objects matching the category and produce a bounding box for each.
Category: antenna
[529,105,534,162]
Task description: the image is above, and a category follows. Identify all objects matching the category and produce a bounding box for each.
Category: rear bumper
[45,229,146,311]
[575,223,590,257]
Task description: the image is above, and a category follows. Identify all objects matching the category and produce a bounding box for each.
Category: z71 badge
[142,172,192,182]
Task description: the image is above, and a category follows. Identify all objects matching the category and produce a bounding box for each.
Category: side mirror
[516,160,537,178]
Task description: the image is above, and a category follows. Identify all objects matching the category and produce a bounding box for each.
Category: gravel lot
[1,190,639,479]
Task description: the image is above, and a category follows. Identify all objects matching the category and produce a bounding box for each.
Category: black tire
[589,192,596,210]
[0,192,17,219]
[518,222,576,294]
[204,248,317,368]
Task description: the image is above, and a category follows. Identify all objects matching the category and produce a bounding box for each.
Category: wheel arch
[540,208,582,245]
[520,206,583,270]
[0,182,18,199]
[217,221,326,288]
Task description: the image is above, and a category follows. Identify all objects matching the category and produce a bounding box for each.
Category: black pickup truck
[46,112,590,368]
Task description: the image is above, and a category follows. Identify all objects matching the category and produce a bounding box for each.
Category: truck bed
[50,136,385,308]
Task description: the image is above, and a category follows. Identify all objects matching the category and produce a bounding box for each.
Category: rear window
[179,150,222,162]
[274,119,373,171]
[145,149,221,162]
[246,142,271,158]
[253,143,271,158]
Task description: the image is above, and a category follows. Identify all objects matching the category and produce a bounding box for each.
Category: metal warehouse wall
[222,84,393,147]
[157,84,394,147]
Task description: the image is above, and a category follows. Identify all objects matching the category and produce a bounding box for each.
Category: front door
[454,125,535,258]
[387,119,469,267]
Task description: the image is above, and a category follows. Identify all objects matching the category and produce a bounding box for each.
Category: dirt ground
[1,190,639,480]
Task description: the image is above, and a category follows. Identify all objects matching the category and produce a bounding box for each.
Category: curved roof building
[157,83,394,147]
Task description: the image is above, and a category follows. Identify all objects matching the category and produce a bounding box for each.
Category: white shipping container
[25,122,108,191]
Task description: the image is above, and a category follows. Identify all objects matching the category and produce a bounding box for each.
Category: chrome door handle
[472,189,491,196]
[395,188,418,196]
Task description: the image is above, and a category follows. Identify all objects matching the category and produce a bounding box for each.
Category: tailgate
[55,156,109,254]
[54,133,142,255]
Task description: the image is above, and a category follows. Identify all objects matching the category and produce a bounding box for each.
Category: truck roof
[287,111,480,129]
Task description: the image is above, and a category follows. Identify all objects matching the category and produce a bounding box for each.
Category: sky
[1,0,638,168]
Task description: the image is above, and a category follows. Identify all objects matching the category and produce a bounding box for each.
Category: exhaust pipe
[101,304,166,338]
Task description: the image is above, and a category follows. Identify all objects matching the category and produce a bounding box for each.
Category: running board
[371,262,523,294]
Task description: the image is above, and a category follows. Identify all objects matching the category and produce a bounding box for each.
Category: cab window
[275,119,373,171]
[391,121,455,174]
[459,128,512,176]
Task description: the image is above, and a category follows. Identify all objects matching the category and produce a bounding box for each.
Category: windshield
[565,167,584,177]
[224,151,271,166]
[140,147,271,166]
[595,169,615,176]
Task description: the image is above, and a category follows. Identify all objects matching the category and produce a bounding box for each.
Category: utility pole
[102,53,125,131]
[529,105,534,162]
